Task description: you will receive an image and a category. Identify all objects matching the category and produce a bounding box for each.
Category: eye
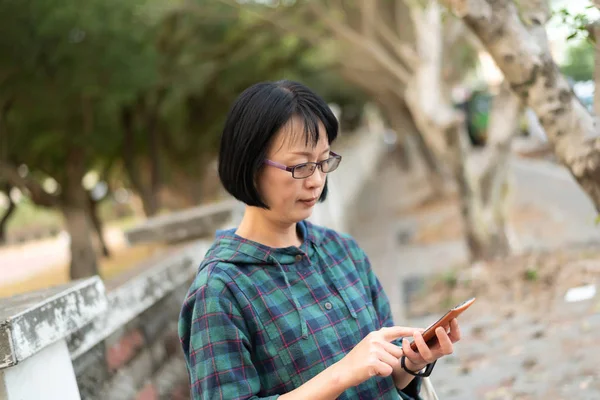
[294,163,313,173]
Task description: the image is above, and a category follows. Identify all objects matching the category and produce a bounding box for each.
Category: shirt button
[295,255,303,262]
[324,302,333,310]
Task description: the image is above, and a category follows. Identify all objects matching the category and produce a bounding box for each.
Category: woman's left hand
[401,318,462,372]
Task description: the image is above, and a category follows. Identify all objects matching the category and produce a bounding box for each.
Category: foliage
[0,0,369,277]
[552,4,596,41]
[560,39,595,82]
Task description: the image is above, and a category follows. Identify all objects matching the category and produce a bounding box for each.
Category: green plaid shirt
[179,220,422,399]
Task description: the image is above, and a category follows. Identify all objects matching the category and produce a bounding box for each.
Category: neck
[235,206,302,248]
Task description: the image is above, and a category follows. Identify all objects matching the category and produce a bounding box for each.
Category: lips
[299,197,318,206]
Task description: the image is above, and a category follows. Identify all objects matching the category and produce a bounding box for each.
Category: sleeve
[357,246,423,400]
[178,276,279,400]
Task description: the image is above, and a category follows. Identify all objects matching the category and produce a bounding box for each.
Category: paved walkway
[0,227,126,285]
[349,157,467,324]
[349,155,600,399]
[510,157,600,249]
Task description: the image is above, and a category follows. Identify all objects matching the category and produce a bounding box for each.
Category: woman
[178,80,461,400]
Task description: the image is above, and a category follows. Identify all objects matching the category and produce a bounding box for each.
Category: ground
[350,154,600,400]
[409,245,600,399]
[0,225,166,297]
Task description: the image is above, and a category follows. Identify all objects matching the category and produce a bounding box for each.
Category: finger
[402,337,425,364]
[380,340,403,358]
[435,326,454,355]
[381,326,423,342]
[448,318,462,343]
[376,348,400,368]
[413,331,435,363]
[371,360,394,377]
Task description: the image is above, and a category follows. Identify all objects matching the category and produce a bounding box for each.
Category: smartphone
[409,297,476,352]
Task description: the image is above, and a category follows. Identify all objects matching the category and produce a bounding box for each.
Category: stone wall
[71,286,189,400]
[66,241,210,400]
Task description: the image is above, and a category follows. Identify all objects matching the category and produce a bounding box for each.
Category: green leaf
[566,31,579,40]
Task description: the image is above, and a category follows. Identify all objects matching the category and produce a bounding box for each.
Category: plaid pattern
[179,220,422,400]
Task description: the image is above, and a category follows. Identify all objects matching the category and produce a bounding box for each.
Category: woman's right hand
[333,326,422,388]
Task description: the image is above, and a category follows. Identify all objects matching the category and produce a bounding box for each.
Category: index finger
[381,326,424,342]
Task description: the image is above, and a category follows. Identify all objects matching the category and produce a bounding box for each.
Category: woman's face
[257,117,331,224]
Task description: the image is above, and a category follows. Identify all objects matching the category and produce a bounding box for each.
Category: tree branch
[361,0,376,38]
[214,0,323,45]
[307,1,412,83]
[373,9,419,70]
[0,161,59,208]
[442,0,600,211]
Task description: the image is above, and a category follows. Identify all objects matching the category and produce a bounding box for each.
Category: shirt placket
[307,251,362,355]
[292,250,351,356]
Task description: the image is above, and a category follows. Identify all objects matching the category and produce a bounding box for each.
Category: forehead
[269,116,328,156]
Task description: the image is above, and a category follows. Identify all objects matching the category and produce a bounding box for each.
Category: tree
[219,0,525,261]
[442,0,600,214]
[0,0,164,278]
[0,183,15,243]
[0,0,368,278]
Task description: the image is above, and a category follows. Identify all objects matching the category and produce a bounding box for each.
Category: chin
[291,207,314,223]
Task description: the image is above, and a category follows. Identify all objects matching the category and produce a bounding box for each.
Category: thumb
[381,326,423,342]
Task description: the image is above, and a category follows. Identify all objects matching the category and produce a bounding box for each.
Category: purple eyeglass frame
[264,151,342,179]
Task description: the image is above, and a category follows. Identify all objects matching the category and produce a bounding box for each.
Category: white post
[0,277,107,400]
[0,340,80,400]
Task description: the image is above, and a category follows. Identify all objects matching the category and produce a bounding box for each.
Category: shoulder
[185,258,249,309]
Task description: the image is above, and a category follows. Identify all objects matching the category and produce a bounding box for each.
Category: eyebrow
[288,148,331,157]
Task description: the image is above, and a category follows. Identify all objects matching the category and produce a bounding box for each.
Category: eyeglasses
[264,151,342,179]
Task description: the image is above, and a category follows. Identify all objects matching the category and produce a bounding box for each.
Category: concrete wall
[0,123,387,400]
[310,114,386,232]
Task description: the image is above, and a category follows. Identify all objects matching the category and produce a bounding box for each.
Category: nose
[304,168,325,189]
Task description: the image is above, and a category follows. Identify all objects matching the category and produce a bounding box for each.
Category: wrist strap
[400,356,437,377]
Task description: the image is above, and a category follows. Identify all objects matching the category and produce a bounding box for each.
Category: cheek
[259,171,300,206]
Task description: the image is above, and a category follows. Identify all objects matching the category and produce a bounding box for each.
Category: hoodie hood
[198,220,328,340]
[203,219,323,267]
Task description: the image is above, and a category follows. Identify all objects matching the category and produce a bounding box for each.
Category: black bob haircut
[218,80,339,209]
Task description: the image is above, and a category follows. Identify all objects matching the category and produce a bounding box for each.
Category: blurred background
[1,0,600,399]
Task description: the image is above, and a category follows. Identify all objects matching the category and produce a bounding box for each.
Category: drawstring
[268,255,309,339]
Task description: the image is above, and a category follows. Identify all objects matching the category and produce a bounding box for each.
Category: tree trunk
[446,119,486,259]
[442,0,600,212]
[62,202,99,280]
[335,61,447,187]
[406,0,518,261]
[145,89,166,216]
[63,148,98,280]
[369,87,449,195]
[0,183,15,244]
[460,82,522,261]
[88,196,111,258]
[412,122,446,189]
[376,97,415,171]
[402,0,463,203]
[121,105,160,217]
[405,0,457,159]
